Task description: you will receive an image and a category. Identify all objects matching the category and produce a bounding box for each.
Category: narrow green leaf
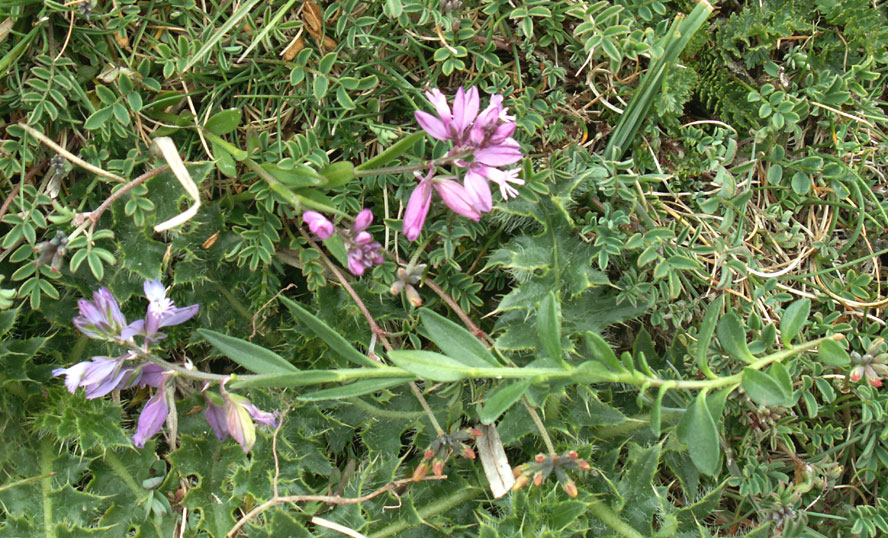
[818,338,850,366]
[780,298,810,346]
[298,378,413,401]
[181,0,262,72]
[355,131,424,171]
[677,391,720,476]
[204,108,242,135]
[420,308,498,367]
[198,328,298,374]
[537,292,564,365]
[742,368,790,406]
[87,252,104,280]
[258,162,325,187]
[387,350,471,382]
[584,332,622,371]
[717,311,755,363]
[319,161,355,187]
[696,295,724,377]
[83,107,113,130]
[318,52,337,74]
[280,296,379,368]
[769,362,794,401]
[202,131,248,161]
[480,381,531,425]
[650,383,668,436]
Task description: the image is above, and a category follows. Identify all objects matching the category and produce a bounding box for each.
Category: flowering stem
[353,150,474,177]
[127,346,232,384]
[522,397,557,458]
[424,278,490,345]
[300,227,446,436]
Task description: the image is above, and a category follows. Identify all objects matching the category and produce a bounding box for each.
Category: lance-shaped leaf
[298,378,414,401]
[387,350,471,382]
[780,298,810,346]
[677,391,720,476]
[696,295,724,377]
[818,339,850,366]
[537,292,565,366]
[198,328,298,374]
[281,296,380,368]
[742,367,791,407]
[420,308,498,367]
[480,381,531,425]
[717,311,755,363]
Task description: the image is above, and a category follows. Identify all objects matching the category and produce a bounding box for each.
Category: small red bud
[462,446,476,460]
[512,474,529,491]
[534,454,546,463]
[532,472,545,487]
[576,459,591,471]
[869,377,883,388]
[424,449,435,460]
[469,428,483,438]
[562,480,578,498]
[566,451,578,459]
[432,459,445,477]
[412,462,429,481]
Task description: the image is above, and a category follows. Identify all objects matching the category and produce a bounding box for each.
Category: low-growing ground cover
[1,0,887,535]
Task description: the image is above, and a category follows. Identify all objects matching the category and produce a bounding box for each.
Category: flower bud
[413,462,429,481]
[353,209,373,231]
[303,211,335,239]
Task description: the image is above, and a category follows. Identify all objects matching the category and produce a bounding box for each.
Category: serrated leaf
[198,328,298,374]
[780,298,810,346]
[677,392,720,476]
[742,367,790,406]
[717,311,754,363]
[818,338,850,366]
[480,381,531,425]
[419,308,498,367]
[280,296,379,367]
[0,307,18,338]
[386,350,471,382]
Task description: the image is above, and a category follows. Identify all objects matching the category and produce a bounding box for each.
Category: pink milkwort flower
[303,211,335,239]
[345,209,383,276]
[403,167,481,241]
[414,86,524,213]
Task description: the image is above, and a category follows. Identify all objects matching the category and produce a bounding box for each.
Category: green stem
[348,397,426,419]
[368,486,482,538]
[587,499,645,538]
[39,438,53,538]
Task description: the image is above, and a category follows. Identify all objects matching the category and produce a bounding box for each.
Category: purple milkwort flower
[72,287,128,341]
[206,388,278,453]
[303,211,335,239]
[137,280,200,340]
[52,353,162,399]
[132,375,172,448]
[403,167,481,241]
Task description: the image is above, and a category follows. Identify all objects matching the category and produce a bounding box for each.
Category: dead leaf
[282,34,305,61]
[0,17,14,45]
[323,35,337,50]
[303,0,324,42]
[475,423,515,498]
[115,30,129,49]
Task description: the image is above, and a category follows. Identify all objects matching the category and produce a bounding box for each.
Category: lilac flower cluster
[405,87,524,241]
[54,281,275,452]
[303,208,384,276]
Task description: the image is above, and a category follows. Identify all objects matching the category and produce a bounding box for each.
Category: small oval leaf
[387,350,471,382]
[742,367,790,407]
[480,381,531,425]
[198,328,299,374]
[780,298,810,346]
[677,392,720,476]
[717,311,755,363]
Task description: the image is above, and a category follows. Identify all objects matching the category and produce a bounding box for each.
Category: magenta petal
[132,389,169,448]
[347,249,366,276]
[464,170,493,212]
[415,111,451,141]
[425,89,452,123]
[433,180,481,221]
[489,122,516,144]
[474,141,523,166]
[138,363,166,388]
[403,180,433,241]
[353,209,373,231]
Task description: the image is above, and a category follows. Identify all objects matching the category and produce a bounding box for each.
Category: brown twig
[0,157,49,222]
[226,475,447,537]
[85,165,169,233]
[423,278,491,346]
